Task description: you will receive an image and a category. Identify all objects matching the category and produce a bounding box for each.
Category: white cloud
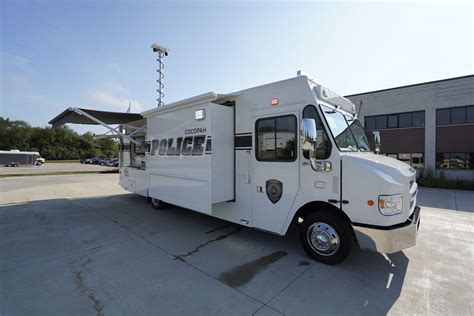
[84,81,142,113]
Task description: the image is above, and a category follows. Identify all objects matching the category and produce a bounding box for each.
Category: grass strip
[0,171,116,179]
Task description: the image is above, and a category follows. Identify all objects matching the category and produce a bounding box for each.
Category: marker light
[367,200,374,206]
[195,109,206,120]
[271,98,279,106]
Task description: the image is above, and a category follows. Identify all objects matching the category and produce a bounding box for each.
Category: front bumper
[353,206,421,254]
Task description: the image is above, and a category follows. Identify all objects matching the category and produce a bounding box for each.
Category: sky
[1,0,473,134]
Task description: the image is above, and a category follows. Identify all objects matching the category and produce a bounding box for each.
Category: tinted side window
[450,152,466,169]
[467,106,474,123]
[451,107,466,124]
[412,111,425,127]
[388,115,398,128]
[276,116,296,160]
[437,109,450,125]
[375,116,387,129]
[303,105,332,159]
[467,153,474,169]
[399,113,411,128]
[436,153,450,169]
[365,117,375,130]
[256,115,296,161]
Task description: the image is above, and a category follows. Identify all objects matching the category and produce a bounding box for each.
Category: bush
[419,166,474,191]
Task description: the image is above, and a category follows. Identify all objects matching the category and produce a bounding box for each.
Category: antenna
[151,43,170,107]
[358,100,363,118]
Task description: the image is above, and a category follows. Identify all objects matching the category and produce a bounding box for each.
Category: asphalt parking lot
[1,174,473,315]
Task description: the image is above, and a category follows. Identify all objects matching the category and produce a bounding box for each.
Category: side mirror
[372,131,381,154]
[301,118,317,153]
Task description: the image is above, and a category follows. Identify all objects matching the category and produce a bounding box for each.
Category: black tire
[150,198,167,210]
[300,210,351,265]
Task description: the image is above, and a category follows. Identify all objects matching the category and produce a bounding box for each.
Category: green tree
[0,117,119,160]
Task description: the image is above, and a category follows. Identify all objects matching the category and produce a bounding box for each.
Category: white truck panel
[147,102,234,214]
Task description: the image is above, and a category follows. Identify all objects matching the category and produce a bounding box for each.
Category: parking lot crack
[205,224,233,234]
[71,255,105,316]
[174,226,242,261]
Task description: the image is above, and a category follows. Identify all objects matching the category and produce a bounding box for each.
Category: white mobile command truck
[50,71,420,265]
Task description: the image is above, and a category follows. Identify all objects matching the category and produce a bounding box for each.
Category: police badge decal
[266,179,283,204]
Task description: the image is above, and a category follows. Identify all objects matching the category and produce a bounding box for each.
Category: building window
[411,153,424,169]
[398,153,411,164]
[467,106,474,123]
[375,116,387,129]
[256,115,297,161]
[436,152,474,170]
[365,111,425,130]
[386,153,424,168]
[436,105,474,126]
[436,108,450,125]
[365,116,375,130]
[412,111,425,127]
[302,105,332,159]
[388,115,398,128]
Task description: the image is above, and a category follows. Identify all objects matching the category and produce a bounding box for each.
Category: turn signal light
[367,200,374,206]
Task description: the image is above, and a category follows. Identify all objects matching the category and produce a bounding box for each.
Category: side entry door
[252,113,300,233]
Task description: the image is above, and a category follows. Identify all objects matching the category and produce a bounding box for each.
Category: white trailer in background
[50,72,420,265]
[0,150,44,166]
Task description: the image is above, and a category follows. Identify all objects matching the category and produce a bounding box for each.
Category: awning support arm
[71,107,141,146]
[128,125,147,137]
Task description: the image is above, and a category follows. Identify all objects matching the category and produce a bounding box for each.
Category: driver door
[299,105,341,209]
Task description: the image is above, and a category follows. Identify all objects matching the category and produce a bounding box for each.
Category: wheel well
[291,201,352,227]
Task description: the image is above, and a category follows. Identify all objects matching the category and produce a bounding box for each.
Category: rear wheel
[150,198,166,210]
[300,210,351,265]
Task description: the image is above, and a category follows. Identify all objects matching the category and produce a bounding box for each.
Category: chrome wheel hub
[307,222,340,256]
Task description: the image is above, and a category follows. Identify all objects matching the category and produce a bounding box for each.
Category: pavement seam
[73,198,269,309]
[251,263,314,316]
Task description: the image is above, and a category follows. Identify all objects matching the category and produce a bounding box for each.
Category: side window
[256,115,296,161]
[365,116,375,130]
[303,105,332,159]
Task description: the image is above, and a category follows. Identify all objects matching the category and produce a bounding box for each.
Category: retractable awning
[49,107,143,128]
[49,107,146,146]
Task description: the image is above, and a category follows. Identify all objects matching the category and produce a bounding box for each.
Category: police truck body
[115,73,421,264]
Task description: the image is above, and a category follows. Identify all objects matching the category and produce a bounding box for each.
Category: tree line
[0,117,118,160]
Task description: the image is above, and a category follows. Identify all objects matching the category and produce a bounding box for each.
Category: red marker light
[271,98,279,106]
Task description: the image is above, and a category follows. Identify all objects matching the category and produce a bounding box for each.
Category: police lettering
[151,135,207,156]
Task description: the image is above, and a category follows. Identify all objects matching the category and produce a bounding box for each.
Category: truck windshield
[320,104,371,152]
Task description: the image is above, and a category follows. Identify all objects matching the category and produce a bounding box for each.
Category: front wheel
[300,210,351,265]
[150,198,167,210]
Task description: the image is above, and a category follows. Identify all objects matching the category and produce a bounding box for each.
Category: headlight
[378,194,403,216]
